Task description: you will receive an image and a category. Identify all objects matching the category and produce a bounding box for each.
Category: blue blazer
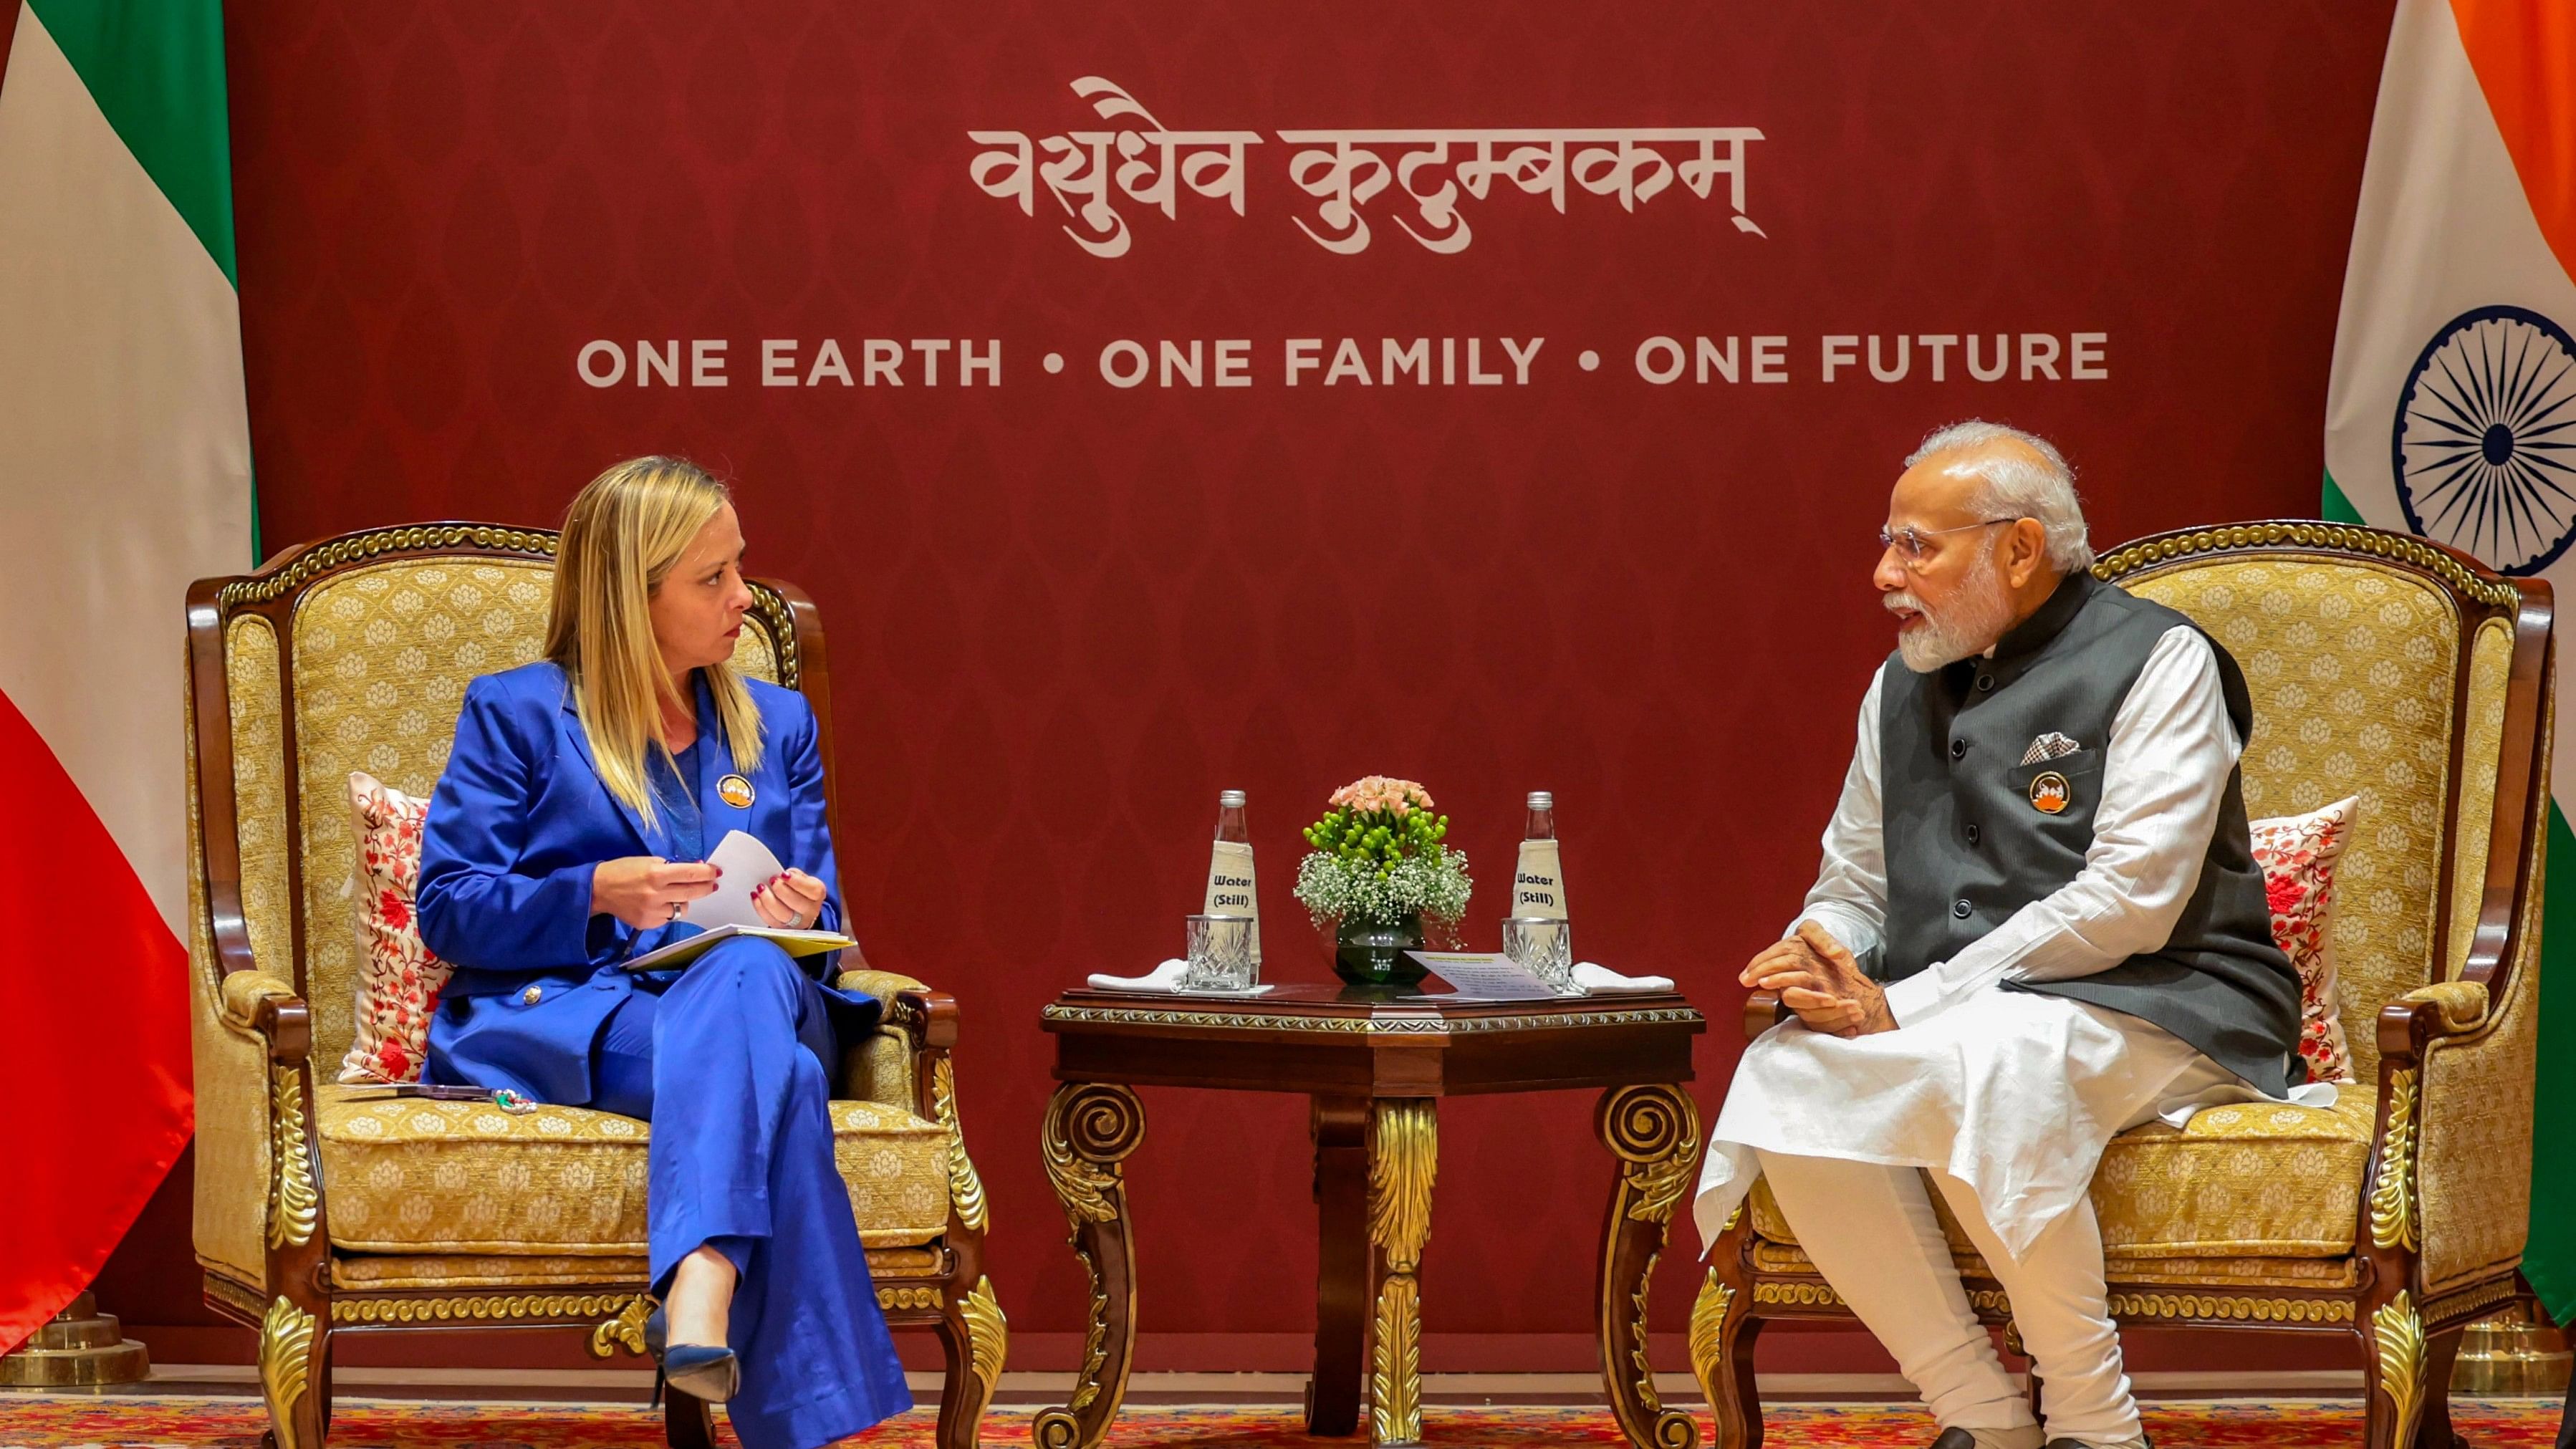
[417,660,872,1105]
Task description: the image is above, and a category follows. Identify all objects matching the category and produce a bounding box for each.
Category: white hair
[1906,420,2094,572]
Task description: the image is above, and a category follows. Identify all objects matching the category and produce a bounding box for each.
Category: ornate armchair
[1691,522,2551,1449]
[184,524,1004,1449]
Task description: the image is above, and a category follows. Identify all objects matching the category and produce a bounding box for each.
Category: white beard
[1888,549,2014,673]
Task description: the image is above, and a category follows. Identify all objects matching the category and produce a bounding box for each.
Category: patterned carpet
[0,1397,2564,1447]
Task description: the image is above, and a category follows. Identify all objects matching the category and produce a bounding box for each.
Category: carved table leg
[1031,1084,1145,1449]
[1309,1096,1373,1436]
[1367,1099,1438,1448]
[1596,1084,1706,1449]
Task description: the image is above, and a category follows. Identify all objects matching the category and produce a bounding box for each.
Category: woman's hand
[591,856,721,930]
[753,868,828,930]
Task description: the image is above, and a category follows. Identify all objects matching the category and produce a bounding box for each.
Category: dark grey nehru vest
[1878,572,2303,1094]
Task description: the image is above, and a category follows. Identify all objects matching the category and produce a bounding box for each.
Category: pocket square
[2019,731,2082,766]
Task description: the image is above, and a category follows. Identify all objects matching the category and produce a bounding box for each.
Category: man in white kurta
[1693,423,2325,1449]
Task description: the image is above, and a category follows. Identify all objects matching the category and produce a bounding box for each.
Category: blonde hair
[544,456,765,827]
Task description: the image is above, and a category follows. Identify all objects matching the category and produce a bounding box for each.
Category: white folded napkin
[2153,1079,2339,1130]
[1572,961,1674,993]
[1085,958,1273,996]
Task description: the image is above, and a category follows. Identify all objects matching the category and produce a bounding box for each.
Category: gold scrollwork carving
[211,528,802,685]
[741,582,803,686]
[1037,1003,1703,1034]
[2373,1291,2427,1448]
[959,1274,1009,1399]
[1754,1280,1844,1308]
[332,1291,633,1324]
[218,525,557,607]
[2093,522,2518,607]
[2370,1067,2421,1252]
[1599,1085,1703,1449]
[2105,1292,2354,1324]
[1369,1100,1437,1445]
[259,1296,318,1449]
[1749,1278,2009,1315]
[1043,1084,1144,1226]
[1688,1271,1734,1412]
[931,1058,990,1232]
[1067,1248,1111,1412]
[878,1285,942,1311]
[1620,1254,1695,1449]
[1601,1084,1704,1225]
[266,1063,317,1248]
[588,1294,652,1357]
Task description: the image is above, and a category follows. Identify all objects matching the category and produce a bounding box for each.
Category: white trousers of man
[1757,1147,2138,1448]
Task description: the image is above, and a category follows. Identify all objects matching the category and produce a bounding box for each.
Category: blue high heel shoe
[645,1304,740,1405]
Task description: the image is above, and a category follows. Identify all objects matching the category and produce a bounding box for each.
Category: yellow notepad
[620,923,856,973]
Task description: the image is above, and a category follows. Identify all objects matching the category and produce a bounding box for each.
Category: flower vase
[1334,913,1428,986]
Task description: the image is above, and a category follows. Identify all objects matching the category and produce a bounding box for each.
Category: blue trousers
[592,938,913,1449]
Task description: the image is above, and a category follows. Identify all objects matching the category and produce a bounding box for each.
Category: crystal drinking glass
[1501,915,1577,995]
[1182,913,1257,991]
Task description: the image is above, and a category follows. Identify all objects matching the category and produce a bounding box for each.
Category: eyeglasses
[1878,518,2022,567]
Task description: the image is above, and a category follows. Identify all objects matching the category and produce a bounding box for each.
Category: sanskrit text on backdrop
[969,76,1764,257]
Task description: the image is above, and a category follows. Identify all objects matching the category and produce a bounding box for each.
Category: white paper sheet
[1412,950,1564,1001]
[681,829,789,930]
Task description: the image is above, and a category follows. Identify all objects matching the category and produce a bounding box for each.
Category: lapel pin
[2029,771,2072,814]
[718,773,756,809]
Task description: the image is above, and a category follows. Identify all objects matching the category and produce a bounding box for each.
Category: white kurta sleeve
[1787,669,1888,965]
[1880,626,2244,1026]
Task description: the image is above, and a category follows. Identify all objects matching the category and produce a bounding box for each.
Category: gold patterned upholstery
[315,1087,953,1253]
[2125,559,2456,1082]
[186,526,1004,1449]
[1749,1089,2378,1261]
[327,1245,943,1291]
[1708,526,2552,1449]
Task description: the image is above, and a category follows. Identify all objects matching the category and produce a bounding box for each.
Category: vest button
[1965,823,1981,845]
[521,986,542,1005]
[1949,738,1968,760]
[1952,899,1972,919]
[1977,675,1995,692]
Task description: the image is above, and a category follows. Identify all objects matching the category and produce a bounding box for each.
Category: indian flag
[0,0,251,1351]
[2322,0,2576,1324]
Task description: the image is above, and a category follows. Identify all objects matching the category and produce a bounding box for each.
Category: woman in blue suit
[416,456,909,1449]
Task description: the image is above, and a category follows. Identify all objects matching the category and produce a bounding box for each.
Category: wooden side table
[1029,984,1709,1449]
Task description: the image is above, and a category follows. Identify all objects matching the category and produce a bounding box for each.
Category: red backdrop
[102,0,2401,1373]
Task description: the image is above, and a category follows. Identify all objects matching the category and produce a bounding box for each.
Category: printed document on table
[1410,951,1561,1001]
[683,829,789,930]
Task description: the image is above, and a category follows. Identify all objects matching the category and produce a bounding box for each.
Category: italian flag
[0,1,251,1352]
[2322,0,2576,1324]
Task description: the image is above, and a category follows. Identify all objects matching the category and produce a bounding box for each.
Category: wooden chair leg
[2421,1325,2466,1449]
[256,1294,329,1449]
[1689,1267,1764,1449]
[663,1387,716,1449]
[2362,1289,2431,1449]
[933,1274,1007,1449]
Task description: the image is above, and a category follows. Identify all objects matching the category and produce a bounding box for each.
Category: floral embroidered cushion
[2248,794,2360,1084]
[337,772,452,1084]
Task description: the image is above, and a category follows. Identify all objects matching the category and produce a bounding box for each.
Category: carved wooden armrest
[836,967,930,1006]
[835,970,984,1233]
[2375,978,2494,1066]
[1743,989,1787,1040]
[218,969,312,1065]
